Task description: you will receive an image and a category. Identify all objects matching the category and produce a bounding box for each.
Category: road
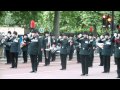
[0,56,119,79]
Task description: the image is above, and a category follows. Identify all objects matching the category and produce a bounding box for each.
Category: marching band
[1,29,120,78]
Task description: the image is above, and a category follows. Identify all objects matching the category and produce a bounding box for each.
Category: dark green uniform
[51,38,57,61]
[68,38,74,60]
[21,37,30,63]
[58,38,69,70]
[3,36,12,64]
[78,38,91,75]
[76,37,82,63]
[43,36,52,66]
[114,37,120,78]
[10,37,20,68]
[28,37,39,72]
[98,39,104,66]
[38,36,43,63]
[88,38,96,67]
[102,37,113,73]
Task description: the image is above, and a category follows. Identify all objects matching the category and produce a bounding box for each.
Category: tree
[53,11,60,38]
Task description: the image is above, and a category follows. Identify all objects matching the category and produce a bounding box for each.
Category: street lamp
[111,11,114,35]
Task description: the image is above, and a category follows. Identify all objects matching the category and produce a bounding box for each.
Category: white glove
[114,33,117,37]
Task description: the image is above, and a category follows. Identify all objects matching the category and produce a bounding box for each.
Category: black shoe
[81,74,85,76]
[44,64,47,66]
[10,67,14,68]
[34,71,37,73]
[102,71,107,73]
[30,71,34,73]
[5,63,10,65]
[14,67,17,68]
[60,68,66,70]
[117,76,120,78]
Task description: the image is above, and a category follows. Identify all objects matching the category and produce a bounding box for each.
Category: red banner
[90,26,93,32]
[30,20,35,28]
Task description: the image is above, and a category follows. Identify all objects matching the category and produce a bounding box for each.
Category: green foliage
[0,11,120,35]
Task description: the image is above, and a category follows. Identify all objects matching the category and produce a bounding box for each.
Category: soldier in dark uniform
[77,32,91,76]
[75,33,83,63]
[50,34,57,62]
[43,32,51,66]
[114,32,120,78]
[113,32,118,65]
[21,34,30,63]
[98,35,104,66]
[102,33,114,73]
[68,34,74,61]
[38,32,44,64]
[10,31,20,68]
[88,33,96,67]
[28,30,39,73]
[58,34,69,70]
[3,31,12,64]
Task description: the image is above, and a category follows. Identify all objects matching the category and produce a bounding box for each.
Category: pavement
[0,55,119,79]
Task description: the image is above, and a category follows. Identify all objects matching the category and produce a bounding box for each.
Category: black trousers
[51,52,56,61]
[23,51,28,63]
[88,54,94,67]
[77,50,81,63]
[30,55,38,71]
[99,52,104,66]
[114,57,117,65]
[69,50,74,60]
[5,50,11,63]
[116,58,120,77]
[38,51,42,63]
[11,52,18,68]
[60,54,67,69]
[103,55,111,72]
[44,50,51,65]
[81,55,89,75]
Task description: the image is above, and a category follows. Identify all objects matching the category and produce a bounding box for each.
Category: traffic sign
[39,28,44,33]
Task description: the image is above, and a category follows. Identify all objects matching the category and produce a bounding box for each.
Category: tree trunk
[93,24,97,36]
[53,11,60,38]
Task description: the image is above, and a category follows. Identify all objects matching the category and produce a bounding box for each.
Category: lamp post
[111,11,114,35]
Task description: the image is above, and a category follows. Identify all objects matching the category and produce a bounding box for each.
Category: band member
[88,34,96,67]
[10,31,20,68]
[21,34,30,63]
[50,34,57,61]
[77,32,91,76]
[75,33,83,63]
[113,32,118,65]
[98,35,104,66]
[28,30,39,73]
[68,34,74,61]
[114,32,120,78]
[58,33,69,70]
[102,33,114,73]
[3,31,12,64]
[43,32,51,66]
[38,32,43,64]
